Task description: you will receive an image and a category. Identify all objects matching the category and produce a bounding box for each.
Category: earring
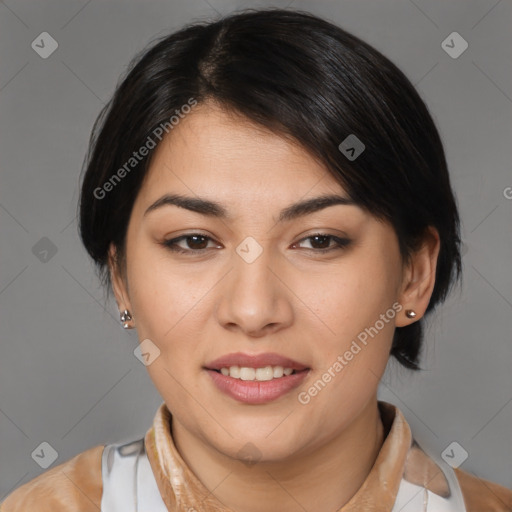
[405,309,417,319]
[120,309,132,329]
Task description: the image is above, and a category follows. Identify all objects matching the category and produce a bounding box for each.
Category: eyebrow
[144,193,356,223]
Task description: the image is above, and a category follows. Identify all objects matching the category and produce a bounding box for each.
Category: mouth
[209,365,305,381]
[205,351,309,373]
[203,352,310,404]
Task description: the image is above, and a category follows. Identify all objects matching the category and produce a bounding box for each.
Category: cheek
[299,252,398,373]
[125,243,199,342]
[125,246,208,404]
[311,257,397,328]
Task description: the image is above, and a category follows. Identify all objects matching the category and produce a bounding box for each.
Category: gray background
[1,0,511,499]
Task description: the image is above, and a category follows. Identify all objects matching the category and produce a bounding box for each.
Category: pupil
[188,235,207,249]
[311,235,330,249]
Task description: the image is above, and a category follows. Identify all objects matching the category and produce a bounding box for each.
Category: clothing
[1,401,511,511]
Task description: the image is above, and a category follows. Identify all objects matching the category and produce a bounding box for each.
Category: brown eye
[183,235,209,250]
[308,235,331,249]
[162,234,220,254]
[295,233,351,252]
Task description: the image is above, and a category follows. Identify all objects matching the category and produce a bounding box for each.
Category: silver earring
[405,309,417,319]
[120,309,132,329]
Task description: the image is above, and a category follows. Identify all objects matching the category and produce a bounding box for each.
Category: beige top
[2,401,511,511]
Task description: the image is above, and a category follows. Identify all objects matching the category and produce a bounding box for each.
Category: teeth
[217,365,297,381]
[273,366,283,378]
[240,367,256,380]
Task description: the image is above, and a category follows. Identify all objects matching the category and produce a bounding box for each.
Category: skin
[110,102,440,511]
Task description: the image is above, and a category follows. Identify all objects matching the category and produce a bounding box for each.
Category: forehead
[137,103,347,205]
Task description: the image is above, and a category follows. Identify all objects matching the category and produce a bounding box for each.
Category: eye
[161,233,221,254]
[161,232,351,255]
[293,233,351,252]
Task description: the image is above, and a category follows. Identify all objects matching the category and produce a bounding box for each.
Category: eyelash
[161,233,351,255]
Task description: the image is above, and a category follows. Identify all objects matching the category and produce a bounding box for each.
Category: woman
[2,8,511,512]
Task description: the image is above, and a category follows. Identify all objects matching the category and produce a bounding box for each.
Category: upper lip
[205,352,309,371]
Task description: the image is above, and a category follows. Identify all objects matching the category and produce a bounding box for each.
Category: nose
[215,243,294,338]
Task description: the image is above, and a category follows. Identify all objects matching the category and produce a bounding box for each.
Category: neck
[171,397,385,512]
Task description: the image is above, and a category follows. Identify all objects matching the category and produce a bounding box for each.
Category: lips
[204,352,309,371]
[206,368,309,404]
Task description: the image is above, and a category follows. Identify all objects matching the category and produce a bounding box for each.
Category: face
[110,103,432,463]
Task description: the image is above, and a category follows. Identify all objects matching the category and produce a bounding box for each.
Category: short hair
[79,9,462,370]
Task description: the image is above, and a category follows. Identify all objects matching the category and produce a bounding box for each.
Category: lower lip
[205,369,310,404]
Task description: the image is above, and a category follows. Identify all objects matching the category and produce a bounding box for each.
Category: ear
[108,243,133,316]
[395,226,440,327]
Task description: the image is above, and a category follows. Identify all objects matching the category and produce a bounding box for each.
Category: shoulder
[0,444,104,512]
[455,467,512,512]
